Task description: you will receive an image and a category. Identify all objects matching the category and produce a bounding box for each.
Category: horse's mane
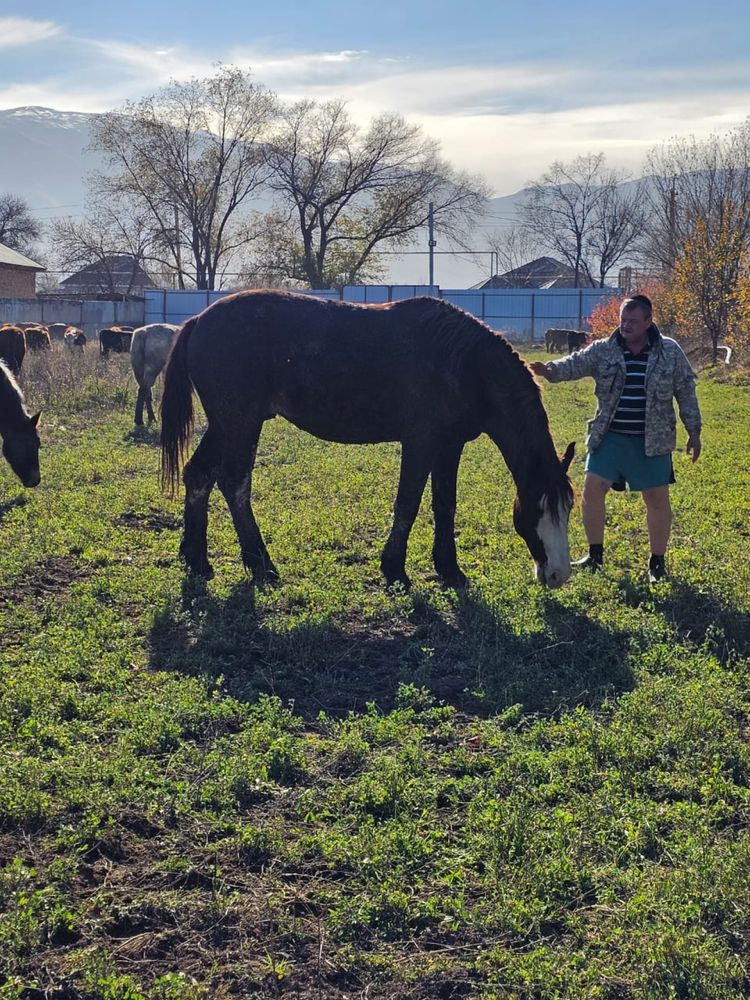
[0,361,28,426]
[389,301,572,512]
[391,297,538,388]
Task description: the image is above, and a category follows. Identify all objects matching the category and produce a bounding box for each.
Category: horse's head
[3,411,41,487]
[513,442,575,588]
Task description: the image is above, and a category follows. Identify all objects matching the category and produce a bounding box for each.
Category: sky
[1,0,749,197]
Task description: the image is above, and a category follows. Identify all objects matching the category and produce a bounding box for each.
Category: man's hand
[529,361,551,380]
[686,433,702,462]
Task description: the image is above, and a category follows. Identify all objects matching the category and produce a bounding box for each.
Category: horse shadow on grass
[148,579,634,721]
[0,494,26,525]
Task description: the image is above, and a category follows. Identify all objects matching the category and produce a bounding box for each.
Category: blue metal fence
[144,285,619,342]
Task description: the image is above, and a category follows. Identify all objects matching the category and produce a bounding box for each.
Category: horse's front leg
[217,424,279,586]
[181,427,222,578]
[380,440,433,589]
[431,440,467,588]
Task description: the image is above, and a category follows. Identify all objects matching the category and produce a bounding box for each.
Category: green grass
[1,349,750,998]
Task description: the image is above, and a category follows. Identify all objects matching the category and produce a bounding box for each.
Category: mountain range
[0,105,528,288]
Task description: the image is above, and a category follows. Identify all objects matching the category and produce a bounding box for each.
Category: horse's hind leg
[134,386,146,426]
[181,427,223,577]
[431,440,467,588]
[380,440,432,589]
[217,423,279,585]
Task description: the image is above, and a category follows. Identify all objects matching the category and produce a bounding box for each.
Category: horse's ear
[30,411,41,427]
[561,441,575,472]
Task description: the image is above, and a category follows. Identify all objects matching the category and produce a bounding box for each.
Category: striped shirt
[610,347,649,435]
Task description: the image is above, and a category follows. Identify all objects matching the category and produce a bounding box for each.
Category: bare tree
[0,193,41,255]
[51,197,155,298]
[519,154,607,286]
[518,154,643,287]
[587,177,646,287]
[88,66,277,290]
[642,121,750,269]
[486,224,543,286]
[261,100,489,289]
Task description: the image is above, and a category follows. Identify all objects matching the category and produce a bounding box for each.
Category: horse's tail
[160,318,196,495]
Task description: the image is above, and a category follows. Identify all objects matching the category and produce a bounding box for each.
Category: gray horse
[130,323,179,425]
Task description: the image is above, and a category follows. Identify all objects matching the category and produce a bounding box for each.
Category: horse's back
[186,291,482,444]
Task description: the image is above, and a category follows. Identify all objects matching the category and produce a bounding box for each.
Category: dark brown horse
[0,360,41,487]
[161,291,574,589]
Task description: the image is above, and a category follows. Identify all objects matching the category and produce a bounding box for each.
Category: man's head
[619,294,653,349]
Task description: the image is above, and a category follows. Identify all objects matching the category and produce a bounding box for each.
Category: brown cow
[24,325,52,351]
[544,328,588,354]
[0,325,26,375]
[64,326,87,352]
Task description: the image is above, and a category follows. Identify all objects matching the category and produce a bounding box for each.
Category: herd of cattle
[0,322,136,375]
[0,321,179,427]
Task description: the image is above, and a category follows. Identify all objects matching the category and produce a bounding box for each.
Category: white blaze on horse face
[534,495,571,588]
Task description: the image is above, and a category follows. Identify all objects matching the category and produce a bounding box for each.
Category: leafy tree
[260,99,489,289]
[641,121,750,359]
[0,193,41,255]
[642,121,750,276]
[672,217,750,360]
[88,66,277,290]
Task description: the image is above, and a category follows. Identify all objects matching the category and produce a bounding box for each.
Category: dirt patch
[115,510,180,532]
[0,555,93,606]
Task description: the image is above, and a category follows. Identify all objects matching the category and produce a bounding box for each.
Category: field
[1,346,750,999]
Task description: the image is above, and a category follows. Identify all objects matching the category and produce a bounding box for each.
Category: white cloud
[0,17,60,49]
[3,30,750,193]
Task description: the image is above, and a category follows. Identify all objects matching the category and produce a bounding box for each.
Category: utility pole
[667,176,677,270]
[174,205,185,289]
[428,202,436,290]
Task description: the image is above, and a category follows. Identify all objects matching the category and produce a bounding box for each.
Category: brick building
[0,242,45,297]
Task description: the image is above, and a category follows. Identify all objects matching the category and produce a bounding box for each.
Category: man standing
[529,295,702,582]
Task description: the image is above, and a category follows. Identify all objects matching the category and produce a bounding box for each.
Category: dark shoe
[648,556,667,584]
[572,553,602,572]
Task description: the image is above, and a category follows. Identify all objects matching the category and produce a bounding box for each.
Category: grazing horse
[99,327,133,357]
[161,291,575,589]
[0,360,41,487]
[130,323,179,425]
[0,325,26,375]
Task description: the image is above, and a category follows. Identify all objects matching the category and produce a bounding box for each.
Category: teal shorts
[586,431,675,491]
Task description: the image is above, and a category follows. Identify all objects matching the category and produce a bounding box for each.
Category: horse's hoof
[188,562,214,579]
[249,564,281,588]
[385,574,411,592]
[440,570,468,590]
[181,548,214,579]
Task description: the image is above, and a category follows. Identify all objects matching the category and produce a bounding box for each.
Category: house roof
[60,254,155,289]
[0,242,45,271]
[475,256,596,289]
